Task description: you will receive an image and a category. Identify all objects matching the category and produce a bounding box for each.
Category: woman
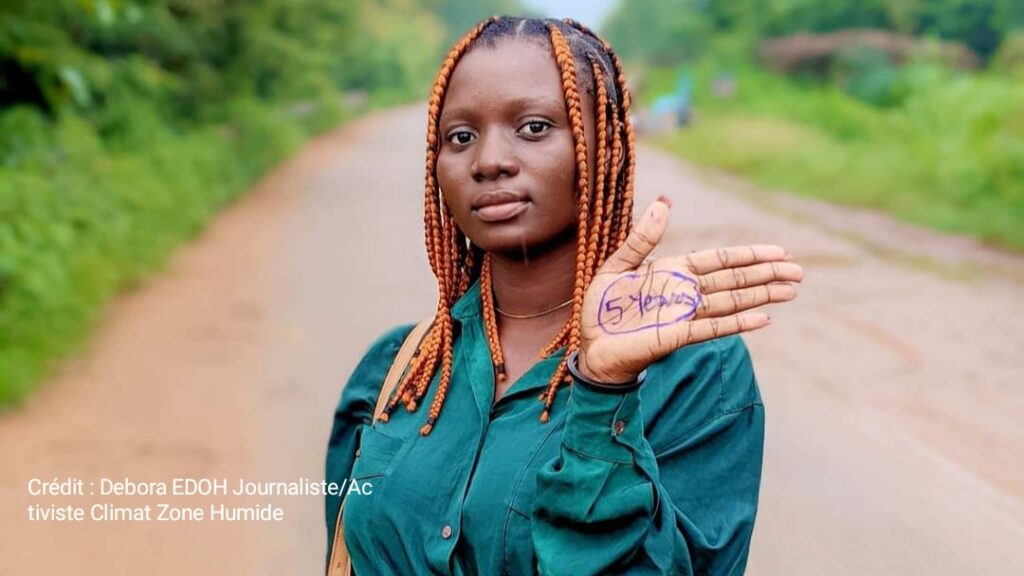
[325,16,803,576]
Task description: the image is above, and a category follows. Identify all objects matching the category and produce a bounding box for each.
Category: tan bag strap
[373,319,433,422]
[326,319,433,576]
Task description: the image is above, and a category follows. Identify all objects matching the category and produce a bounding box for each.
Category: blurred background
[1,0,1022,574]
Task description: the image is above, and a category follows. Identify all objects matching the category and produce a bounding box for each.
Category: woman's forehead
[441,39,565,117]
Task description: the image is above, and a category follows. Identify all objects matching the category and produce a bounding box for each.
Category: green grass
[650,65,1024,250]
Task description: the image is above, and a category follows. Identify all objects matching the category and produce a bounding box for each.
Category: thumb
[602,195,672,274]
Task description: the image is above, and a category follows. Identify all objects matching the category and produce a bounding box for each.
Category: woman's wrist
[567,350,646,394]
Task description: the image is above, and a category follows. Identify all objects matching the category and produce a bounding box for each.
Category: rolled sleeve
[532,339,765,576]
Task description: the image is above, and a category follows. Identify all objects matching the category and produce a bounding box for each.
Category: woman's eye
[518,121,551,136]
[447,131,475,145]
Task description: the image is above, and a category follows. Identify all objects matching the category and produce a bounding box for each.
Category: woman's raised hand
[577,197,804,384]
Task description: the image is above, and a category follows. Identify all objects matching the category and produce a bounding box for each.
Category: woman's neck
[487,235,577,321]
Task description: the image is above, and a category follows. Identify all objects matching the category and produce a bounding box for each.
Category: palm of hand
[577,198,804,384]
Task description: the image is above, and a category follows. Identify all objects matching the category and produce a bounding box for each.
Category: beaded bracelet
[566,349,647,394]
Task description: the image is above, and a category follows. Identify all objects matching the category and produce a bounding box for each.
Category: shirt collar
[450,276,483,323]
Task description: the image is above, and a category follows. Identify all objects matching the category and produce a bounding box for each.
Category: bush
[992,31,1024,75]
[0,98,318,404]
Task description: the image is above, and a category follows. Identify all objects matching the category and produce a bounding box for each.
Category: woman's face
[436,37,596,257]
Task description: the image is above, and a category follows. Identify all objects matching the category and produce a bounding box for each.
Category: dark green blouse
[325,277,764,575]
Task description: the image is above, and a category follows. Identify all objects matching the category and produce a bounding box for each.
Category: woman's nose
[471,132,519,182]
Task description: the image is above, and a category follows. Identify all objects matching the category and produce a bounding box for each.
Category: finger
[676,313,772,346]
[685,245,790,275]
[698,262,804,294]
[600,196,672,275]
[695,282,797,318]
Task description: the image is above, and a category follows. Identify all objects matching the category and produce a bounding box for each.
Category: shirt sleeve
[532,340,765,576]
[324,323,416,556]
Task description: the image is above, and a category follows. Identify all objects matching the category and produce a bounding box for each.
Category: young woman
[325,16,803,576]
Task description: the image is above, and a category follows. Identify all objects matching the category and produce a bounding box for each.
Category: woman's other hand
[577,196,804,384]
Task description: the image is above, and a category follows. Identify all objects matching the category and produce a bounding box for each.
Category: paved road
[2,105,1022,575]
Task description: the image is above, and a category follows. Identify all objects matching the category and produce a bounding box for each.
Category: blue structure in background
[651,71,693,128]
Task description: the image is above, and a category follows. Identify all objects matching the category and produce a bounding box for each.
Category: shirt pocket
[350,424,404,480]
[503,426,563,575]
[343,424,405,551]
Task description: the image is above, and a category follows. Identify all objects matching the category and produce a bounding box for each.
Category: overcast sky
[520,0,618,29]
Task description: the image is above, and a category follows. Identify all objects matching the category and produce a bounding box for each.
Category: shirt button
[355,448,361,457]
[614,420,626,435]
[441,524,453,539]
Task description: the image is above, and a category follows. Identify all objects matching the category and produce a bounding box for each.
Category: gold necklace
[494,298,574,319]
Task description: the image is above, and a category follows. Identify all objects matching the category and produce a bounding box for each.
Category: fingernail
[656,195,673,208]
[783,251,793,261]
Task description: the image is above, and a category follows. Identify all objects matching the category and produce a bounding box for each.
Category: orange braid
[479,253,507,382]
[583,58,608,287]
[539,322,571,359]
[608,52,636,246]
[441,203,458,303]
[420,312,456,436]
[597,102,621,267]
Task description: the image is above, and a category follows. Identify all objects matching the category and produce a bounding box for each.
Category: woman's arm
[324,323,416,554]
[532,337,764,575]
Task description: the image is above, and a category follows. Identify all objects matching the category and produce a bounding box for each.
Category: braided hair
[377,16,638,435]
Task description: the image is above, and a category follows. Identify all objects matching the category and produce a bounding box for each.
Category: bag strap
[373,319,433,422]
[326,319,433,576]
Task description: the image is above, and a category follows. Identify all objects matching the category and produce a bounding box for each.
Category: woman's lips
[474,200,529,222]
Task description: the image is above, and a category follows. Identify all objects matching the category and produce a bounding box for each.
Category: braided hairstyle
[377,16,637,435]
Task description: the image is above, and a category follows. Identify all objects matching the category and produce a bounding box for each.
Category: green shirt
[325,277,764,575]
